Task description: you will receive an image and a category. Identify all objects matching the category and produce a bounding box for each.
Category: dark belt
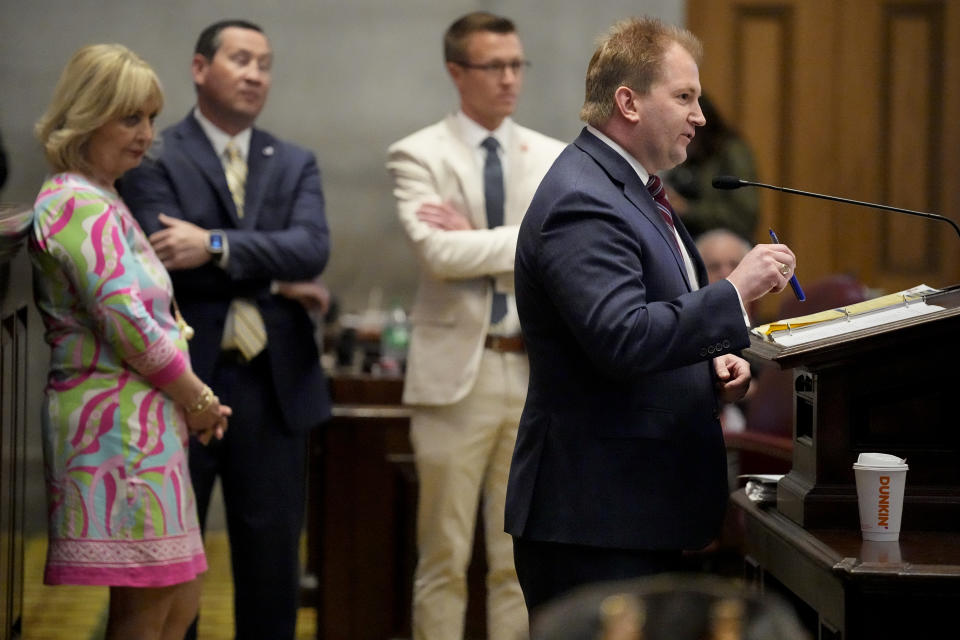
[484,335,525,353]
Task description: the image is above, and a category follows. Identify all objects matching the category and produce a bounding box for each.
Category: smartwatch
[206,230,225,264]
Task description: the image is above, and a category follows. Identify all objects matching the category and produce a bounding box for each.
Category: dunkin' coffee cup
[853,453,908,541]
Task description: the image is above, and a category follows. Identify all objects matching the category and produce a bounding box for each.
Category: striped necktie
[220,141,266,360]
[482,136,507,325]
[224,141,247,218]
[646,174,681,249]
[222,298,267,360]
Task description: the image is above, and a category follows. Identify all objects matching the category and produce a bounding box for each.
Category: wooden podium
[308,373,490,640]
[745,286,960,530]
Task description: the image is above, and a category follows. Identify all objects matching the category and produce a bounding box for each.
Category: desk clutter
[739,474,782,506]
[325,288,410,376]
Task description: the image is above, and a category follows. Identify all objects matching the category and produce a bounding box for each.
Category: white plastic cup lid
[855,452,907,467]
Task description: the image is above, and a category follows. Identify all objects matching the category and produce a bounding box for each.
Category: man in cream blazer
[387,11,564,640]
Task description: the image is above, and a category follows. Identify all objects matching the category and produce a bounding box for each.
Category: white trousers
[410,349,529,640]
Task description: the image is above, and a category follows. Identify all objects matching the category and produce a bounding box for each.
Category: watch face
[208,233,223,252]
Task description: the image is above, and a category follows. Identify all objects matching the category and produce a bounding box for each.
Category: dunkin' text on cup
[878,475,890,528]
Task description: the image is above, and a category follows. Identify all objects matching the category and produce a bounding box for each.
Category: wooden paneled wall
[688,0,960,320]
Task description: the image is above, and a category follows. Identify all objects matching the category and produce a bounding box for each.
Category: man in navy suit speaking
[120,19,330,639]
[505,16,798,616]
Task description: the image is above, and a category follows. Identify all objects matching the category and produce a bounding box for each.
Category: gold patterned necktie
[224,141,247,218]
[220,140,266,360]
[223,298,267,360]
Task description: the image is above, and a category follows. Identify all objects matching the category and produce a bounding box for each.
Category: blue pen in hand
[769,229,805,301]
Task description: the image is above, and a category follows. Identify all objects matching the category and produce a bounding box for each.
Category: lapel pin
[263,146,275,156]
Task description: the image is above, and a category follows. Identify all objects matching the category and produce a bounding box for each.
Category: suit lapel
[674,215,708,288]
[442,115,486,229]
[177,115,239,225]
[574,129,693,289]
[244,129,275,230]
[503,122,530,226]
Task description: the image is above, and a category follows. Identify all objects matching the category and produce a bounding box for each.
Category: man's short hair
[195,19,265,60]
[580,16,703,126]
[444,11,516,63]
[695,228,753,254]
[35,44,164,175]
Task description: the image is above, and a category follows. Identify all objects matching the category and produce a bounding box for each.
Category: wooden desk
[308,374,488,640]
[732,489,960,639]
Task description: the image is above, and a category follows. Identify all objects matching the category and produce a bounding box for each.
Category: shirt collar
[193,107,252,161]
[586,124,651,185]
[456,110,512,152]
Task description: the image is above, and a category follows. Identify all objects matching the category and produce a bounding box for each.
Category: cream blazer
[387,115,565,405]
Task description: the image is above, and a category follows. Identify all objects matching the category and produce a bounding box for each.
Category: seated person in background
[696,228,754,322]
[664,94,759,241]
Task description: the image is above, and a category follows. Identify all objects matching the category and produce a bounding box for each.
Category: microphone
[712,175,960,241]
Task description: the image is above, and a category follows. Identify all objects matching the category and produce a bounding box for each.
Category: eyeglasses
[454,59,531,76]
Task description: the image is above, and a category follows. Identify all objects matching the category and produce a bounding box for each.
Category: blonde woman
[31,44,230,640]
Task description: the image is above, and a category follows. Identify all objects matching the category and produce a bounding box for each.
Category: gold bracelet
[186,385,215,415]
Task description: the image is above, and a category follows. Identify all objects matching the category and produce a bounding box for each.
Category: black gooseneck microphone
[711,175,960,242]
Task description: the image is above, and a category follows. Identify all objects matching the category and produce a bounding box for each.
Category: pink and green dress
[29,172,207,587]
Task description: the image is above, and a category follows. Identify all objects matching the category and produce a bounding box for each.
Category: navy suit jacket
[504,128,750,551]
[119,112,331,433]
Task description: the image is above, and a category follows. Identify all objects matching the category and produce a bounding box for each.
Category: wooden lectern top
[748,286,960,369]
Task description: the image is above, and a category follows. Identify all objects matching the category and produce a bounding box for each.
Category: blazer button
[722,339,730,349]
[700,348,708,357]
[707,345,715,354]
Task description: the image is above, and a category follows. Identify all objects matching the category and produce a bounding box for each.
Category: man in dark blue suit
[119,19,330,639]
[505,16,797,616]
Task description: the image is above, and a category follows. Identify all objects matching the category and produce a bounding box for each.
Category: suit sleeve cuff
[724,278,752,328]
[217,232,230,269]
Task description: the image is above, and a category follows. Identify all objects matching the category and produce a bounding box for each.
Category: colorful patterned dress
[30,172,207,587]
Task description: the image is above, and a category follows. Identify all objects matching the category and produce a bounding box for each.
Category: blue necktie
[482,136,507,324]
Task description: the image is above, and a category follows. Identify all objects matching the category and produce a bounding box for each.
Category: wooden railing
[0,203,33,640]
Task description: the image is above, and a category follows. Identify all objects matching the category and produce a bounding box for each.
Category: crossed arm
[123,150,330,308]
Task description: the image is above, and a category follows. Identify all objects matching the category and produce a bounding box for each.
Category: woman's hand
[184,388,232,445]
